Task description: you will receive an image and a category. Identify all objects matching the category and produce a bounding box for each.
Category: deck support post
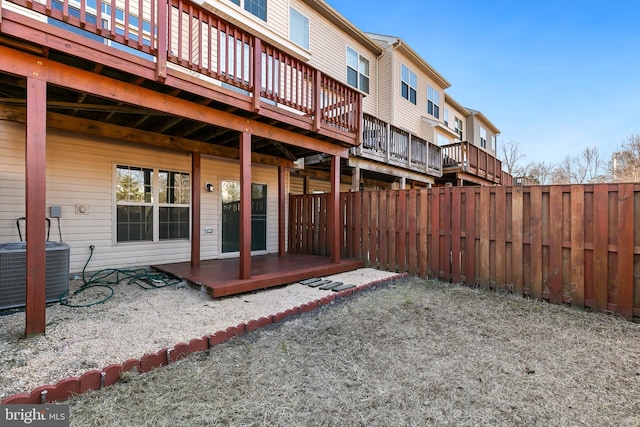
[190,152,201,268]
[328,154,341,264]
[239,132,252,279]
[25,77,47,337]
[278,164,286,257]
[351,166,361,191]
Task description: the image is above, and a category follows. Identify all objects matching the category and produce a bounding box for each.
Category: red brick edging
[1,273,408,404]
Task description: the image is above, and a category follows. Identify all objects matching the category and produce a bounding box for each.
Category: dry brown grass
[68,278,640,426]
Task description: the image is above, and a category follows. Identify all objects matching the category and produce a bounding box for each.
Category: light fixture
[205,183,214,193]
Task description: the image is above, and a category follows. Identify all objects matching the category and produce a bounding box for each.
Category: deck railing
[4,0,361,135]
[441,141,503,184]
[360,113,442,177]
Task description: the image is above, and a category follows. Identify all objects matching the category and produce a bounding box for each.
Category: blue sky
[326,0,640,166]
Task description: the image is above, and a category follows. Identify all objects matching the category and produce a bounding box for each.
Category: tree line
[500,134,640,184]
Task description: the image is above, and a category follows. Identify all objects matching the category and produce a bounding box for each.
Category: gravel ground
[66,277,640,427]
[0,268,398,400]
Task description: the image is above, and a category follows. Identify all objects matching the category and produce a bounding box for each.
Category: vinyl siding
[0,120,284,273]
[375,42,394,122]
[290,0,378,114]
[390,51,447,138]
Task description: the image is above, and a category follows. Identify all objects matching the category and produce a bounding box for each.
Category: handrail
[441,141,504,184]
[361,113,442,177]
[4,0,360,135]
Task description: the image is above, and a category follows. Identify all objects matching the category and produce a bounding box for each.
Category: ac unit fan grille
[0,242,70,311]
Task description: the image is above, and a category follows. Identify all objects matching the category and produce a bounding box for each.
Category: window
[444,108,449,127]
[491,135,496,150]
[436,134,450,146]
[480,127,487,149]
[346,47,370,93]
[116,165,190,242]
[401,65,417,104]
[289,8,309,49]
[427,85,440,119]
[229,0,267,21]
[454,117,463,140]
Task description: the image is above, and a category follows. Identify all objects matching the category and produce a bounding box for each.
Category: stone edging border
[1,273,409,405]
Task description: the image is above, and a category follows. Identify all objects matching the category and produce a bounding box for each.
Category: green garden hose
[60,245,182,308]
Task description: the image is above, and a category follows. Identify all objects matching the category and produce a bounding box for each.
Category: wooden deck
[152,254,364,298]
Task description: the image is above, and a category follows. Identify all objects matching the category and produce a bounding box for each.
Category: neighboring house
[0,0,366,333]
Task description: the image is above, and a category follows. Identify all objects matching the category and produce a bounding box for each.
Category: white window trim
[289,7,309,50]
[346,46,370,93]
[113,163,191,245]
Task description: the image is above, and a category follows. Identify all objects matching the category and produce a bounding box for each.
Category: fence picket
[464,188,476,285]
[570,185,585,308]
[512,186,524,295]
[494,187,506,290]
[529,186,543,299]
[617,183,634,319]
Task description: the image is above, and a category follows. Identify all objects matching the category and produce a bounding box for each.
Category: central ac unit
[0,241,70,311]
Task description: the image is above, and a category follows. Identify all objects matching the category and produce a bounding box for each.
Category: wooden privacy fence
[289,184,640,321]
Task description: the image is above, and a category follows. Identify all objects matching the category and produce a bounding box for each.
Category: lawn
[68,278,640,426]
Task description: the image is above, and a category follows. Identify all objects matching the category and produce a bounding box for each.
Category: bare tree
[609,134,640,182]
[499,139,527,176]
[522,161,554,185]
[550,146,605,184]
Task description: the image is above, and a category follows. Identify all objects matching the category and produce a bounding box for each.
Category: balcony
[441,141,506,185]
[354,113,443,178]
[0,0,361,149]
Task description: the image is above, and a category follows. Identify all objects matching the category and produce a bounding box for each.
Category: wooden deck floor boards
[152,254,364,298]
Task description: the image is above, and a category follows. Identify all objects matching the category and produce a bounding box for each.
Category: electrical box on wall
[50,205,62,218]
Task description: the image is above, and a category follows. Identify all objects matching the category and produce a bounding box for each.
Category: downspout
[375,48,385,118]
[390,41,399,125]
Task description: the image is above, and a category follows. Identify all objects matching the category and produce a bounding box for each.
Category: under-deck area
[153,254,364,298]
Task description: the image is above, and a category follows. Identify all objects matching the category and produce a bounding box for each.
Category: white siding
[290,0,378,114]
[0,120,284,273]
[375,42,394,122]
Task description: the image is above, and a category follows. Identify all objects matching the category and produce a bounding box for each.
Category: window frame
[346,47,370,94]
[289,7,309,49]
[427,85,440,119]
[401,65,417,105]
[454,117,463,140]
[480,127,487,149]
[228,0,267,21]
[114,164,191,244]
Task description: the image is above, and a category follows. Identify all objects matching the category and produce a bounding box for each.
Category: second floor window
[230,0,267,21]
[427,85,440,119]
[454,117,463,140]
[444,108,449,126]
[480,127,487,149]
[290,8,309,49]
[401,65,417,104]
[347,48,370,93]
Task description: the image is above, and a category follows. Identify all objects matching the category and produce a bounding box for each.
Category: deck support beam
[239,132,252,279]
[25,77,47,337]
[191,152,201,268]
[329,154,341,264]
[278,165,286,257]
